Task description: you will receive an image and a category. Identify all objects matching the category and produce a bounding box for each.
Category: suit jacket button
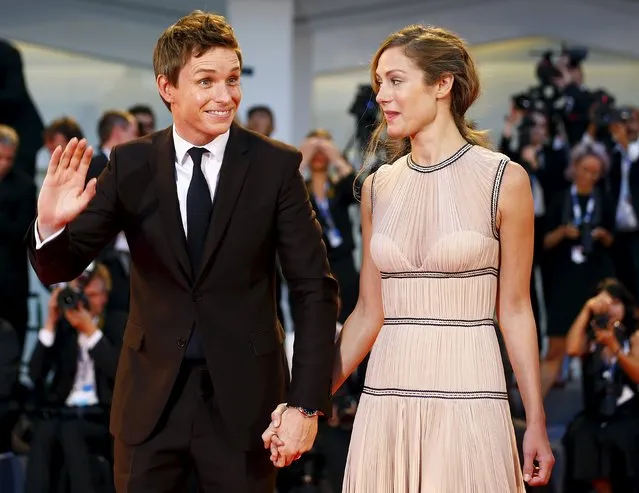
[192,292,202,302]
[177,337,187,348]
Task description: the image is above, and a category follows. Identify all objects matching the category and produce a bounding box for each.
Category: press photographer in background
[563,279,639,493]
[25,263,126,493]
[503,106,570,339]
[607,107,639,300]
[503,44,590,150]
[540,142,616,397]
[300,129,359,324]
[276,131,361,493]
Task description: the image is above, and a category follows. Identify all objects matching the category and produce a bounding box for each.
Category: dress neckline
[407,143,473,173]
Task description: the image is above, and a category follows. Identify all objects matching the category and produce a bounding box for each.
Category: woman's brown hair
[367,25,491,164]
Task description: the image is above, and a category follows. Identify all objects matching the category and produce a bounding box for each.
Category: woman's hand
[522,422,555,486]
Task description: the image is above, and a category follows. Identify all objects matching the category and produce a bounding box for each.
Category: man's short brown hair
[153,10,242,100]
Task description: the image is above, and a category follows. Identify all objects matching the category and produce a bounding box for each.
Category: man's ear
[157,74,175,107]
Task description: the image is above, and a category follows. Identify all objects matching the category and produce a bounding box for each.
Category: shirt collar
[172,125,230,165]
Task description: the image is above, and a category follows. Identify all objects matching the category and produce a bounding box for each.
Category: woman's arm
[496,162,545,425]
[496,161,554,484]
[331,174,384,394]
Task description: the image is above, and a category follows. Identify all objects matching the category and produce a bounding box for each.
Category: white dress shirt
[35,126,231,248]
[172,126,229,236]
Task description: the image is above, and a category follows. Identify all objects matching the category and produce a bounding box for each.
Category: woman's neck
[409,116,468,166]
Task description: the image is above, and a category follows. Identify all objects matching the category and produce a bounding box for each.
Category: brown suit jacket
[26,123,339,450]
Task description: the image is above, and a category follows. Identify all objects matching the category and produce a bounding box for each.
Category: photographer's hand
[591,227,613,247]
[595,326,622,353]
[610,122,629,150]
[65,307,97,336]
[586,291,613,316]
[564,224,580,240]
[318,139,352,178]
[299,137,319,171]
[521,146,539,171]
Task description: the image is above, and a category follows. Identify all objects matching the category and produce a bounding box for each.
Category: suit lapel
[150,128,192,282]
[196,123,251,283]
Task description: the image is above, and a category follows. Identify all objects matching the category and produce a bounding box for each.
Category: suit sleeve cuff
[38,329,55,347]
[35,219,65,250]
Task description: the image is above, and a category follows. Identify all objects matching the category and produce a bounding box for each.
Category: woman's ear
[436,74,454,99]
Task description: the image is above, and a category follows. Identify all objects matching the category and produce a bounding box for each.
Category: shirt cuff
[82,330,104,350]
[34,218,65,250]
[38,328,56,347]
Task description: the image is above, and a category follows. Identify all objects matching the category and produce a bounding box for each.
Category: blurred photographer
[608,107,639,299]
[25,263,126,493]
[300,129,359,324]
[502,101,570,207]
[502,107,570,345]
[563,279,639,493]
[541,142,616,396]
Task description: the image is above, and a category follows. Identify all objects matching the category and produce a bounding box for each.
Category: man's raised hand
[37,138,96,239]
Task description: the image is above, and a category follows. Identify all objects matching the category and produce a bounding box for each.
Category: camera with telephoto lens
[55,262,96,312]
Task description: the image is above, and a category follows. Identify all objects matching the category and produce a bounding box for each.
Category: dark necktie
[184,146,212,359]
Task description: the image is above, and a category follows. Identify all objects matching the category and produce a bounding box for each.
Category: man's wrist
[37,219,65,241]
[288,406,320,418]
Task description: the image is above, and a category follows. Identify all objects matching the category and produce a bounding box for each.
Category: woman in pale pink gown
[267,25,555,492]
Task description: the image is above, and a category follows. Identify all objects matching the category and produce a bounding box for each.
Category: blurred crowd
[1,37,639,493]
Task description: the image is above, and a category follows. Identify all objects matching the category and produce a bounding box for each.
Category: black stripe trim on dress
[362,386,508,400]
[384,317,494,327]
[491,157,509,239]
[380,267,498,279]
[407,143,473,173]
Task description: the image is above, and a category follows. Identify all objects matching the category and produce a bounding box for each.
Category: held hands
[38,138,96,239]
[261,404,318,467]
[522,422,555,486]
